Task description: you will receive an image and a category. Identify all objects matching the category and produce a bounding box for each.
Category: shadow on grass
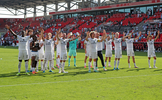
[126,68,147,72]
[153,69,162,72]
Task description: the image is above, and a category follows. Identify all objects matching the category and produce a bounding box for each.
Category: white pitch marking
[0,74,161,87]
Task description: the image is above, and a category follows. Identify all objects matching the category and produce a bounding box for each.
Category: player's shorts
[60,50,67,60]
[89,51,98,59]
[85,50,90,56]
[68,50,76,56]
[28,50,31,59]
[31,51,39,61]
[57,49,61,57]
[115,49,122,58]
[105,50,112,57]
[148,49,156,57]
[18,50,29,60]
[127,49,135,56]
[45,52,53,61]
[39,51,44,60]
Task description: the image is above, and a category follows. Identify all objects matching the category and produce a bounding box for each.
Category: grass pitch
[0,46,162,100]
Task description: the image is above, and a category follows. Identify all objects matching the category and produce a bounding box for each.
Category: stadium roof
[0,0,79,9]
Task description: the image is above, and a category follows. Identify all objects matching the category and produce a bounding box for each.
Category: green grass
[0,46,162,100]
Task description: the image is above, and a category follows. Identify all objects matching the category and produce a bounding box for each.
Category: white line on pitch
[0,74,161,87]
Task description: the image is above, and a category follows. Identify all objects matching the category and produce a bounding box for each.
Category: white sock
[93,62,96,70]
[30,65,32,70]
[41,61,43,70]
[148,59,150,67]
[18,62,22,73]
[58,58,60,66]
[154,59,156,67]
[59,62,62,72]
[117,60,120,68]
[32,67,35,72]
[108,61,110,65]
[128,63,130,66]
[51,60,54,68]
[43,60,46,71]
[90,62,92,66]
[49,61,52,70]
[62,62,65,71]
[45,61,48,69]
[88,61,91,71]
[25,61,28,73]
[114,60,116,68]
[84,63,86,66]
[134,63,136,67]
[105,61,107,66]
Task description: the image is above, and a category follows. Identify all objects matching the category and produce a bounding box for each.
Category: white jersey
[114,38,122,50]
[52,41,55,52]
[84,40,90,51]
[88,38,98,52]
[17,35,30,51]
[125,38,134,50]
[56,39,61,51]
[105,39,112,50]
[39,39,44,53]
[27,38,33,50]
[97,37,102,51]
[44,39,53,53]
[60,38,69,51]
[147,39,155,50]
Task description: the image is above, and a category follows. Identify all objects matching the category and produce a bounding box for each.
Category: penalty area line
[0,73,161,87]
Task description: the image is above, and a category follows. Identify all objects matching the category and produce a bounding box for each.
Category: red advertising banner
[49,0,162,15]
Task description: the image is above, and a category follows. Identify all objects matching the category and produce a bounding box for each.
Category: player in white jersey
[123,31,141,68]
[104,32,113,67]
[36,34,45,71]
[56,29,80,73]
[26,29,34,72]
[113,32,123,70]
[85,31,105,72]
[51,40,56,70]
[84,40,92,68]
[5,25,38,75]
[41,30,56,73]
[55,33,62,68]
[95,30,107,71]
[147,31,159,68]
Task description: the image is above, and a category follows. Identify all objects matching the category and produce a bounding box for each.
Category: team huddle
[5,25,159,75]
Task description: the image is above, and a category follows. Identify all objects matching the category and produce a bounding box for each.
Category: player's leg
[105,57,108,67]
[88,58,92,72]
[49,60,54,72]
[128,56,131,68]
[43,59,47,73]
[98,51,106,70]
[36,60,39,72]
[68,56,71,67]
[59,60,62,73]
[132,56,138,68]
[31,56,36,74]
[62,60,68,73]
[108,57,111,67]
[93,58,98,72]
[40,60,44,71]
[114,58,117,70]
[148,57,151,68]
[56,55,60,68]
[73,51,77,67]
[116,58,120,70]
[17,60,22,75]
[84,56,88,68]
[51,58,55,70]
[153,56,157,68]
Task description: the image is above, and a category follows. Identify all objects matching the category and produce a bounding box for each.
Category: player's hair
[149,35,153,37]
[28,29,33,32]
[48,33,52,36]
[90,31,95,37]
[115,32,119,35]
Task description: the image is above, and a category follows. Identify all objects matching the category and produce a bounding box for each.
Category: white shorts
[39,51,44,60]
[85,50,90,56]
[45,52,53,61]
[57,49,61,57]
[31,51,39,61]
[28,50,31,59]
[89,51,98,59]
[115,49,122,58]
[60,51,67,60]
[18,50,29,60]
[148,49,156,57]
[127,49,135,56]
[105,50,112,57]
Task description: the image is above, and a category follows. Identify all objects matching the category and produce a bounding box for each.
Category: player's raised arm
[100,31,106,42]
[122,32,127,41]
[85,31,89,41]
[5,25,17,38]
[147,31,151,41]
[40,29,45,41]
[112,32,114,40]
[154,30,160,41]
[135,31,141,41]
[56,29,61,40]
